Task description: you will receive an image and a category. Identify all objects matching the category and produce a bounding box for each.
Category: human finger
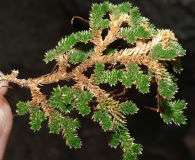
[0,72,8,96]
[0,96,13,160]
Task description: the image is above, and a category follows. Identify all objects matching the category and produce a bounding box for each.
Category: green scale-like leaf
[150,44,177,60]
[121,64,150,93]
[17,101,31,115]
[48,116,61,134]
[17,101,46,131]
[103,48,117,55]
[50,86,92,116]
[112,124,142,160]
[120,101,138,115]
[109,2,131,19]
[64,130,82,148]
[134,25,150,39]
[59,34,78,51]
[94,62,105,74]
[160,99,187,125]
[118,26,150,44]
[109,131,120,148]
[170,58,183,73]
[118,27,136,44]
[93,104,113,131]
[49,86,74,113]
[60,116,81,148]
[129,7,141,27]
[89,2,110,33]
[74,30,92,43]
[151,42,186,61]
[158,77,178,99]
[74,90,92,116]
[103,69,123,85]
[29,108,46,131]
[44,34,78,63]
[93,63,123,85]
[69,47,93,64]
[168,41,186,57]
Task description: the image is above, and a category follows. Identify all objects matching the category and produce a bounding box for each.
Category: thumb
[0,72,13,159]
[0,96,13,160]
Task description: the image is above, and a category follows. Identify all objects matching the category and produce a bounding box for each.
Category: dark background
[0,0,195,159]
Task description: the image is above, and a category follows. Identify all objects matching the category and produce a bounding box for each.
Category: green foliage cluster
[94,63,150,93]
[151,42,185,60]
[6,2,186,160]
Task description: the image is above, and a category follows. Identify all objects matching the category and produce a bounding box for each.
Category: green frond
[94,63,123,85]
[16,101,31,115]
[74,90,92,116]
[151,42,185,61]
[150,44,177,60]
[109,2,131,19]
[118,27,136,44]
[170,58,183,73]
[63,129,82,148]
[115,124,142,160]
[17,101,46,131]
[158,77,178,99]
[29,107,46,131]
[74,30,92,43]
[89,2,109,33]
[172,100,187,110]
[160,99,187,125]
[75,90,93,104]
[48,116,61,134]
[103,48,117,55]
[94,62,105,74]
[136,73,150,93]
[109,131,120,148]
[168,41,186,57]
[93,68,123,85]
[98,19,110,29]
[44,49,59,63]
[118,26,150,44]
[121,64,150,93]
[91,2,109,16]
[120,101,138,115]
[93,104,113,131]
[49,86,74,113]
[60,116,80,131]
[57,34,78,51]
[131,144,143,156]
[50,86,92,116]
[77,103,91,116]
[117,2,131,14]
[121,70,134,87]
[69,47,93,64]
[44,34,77,63]
[134,25,150,39]
[106,69,123,85]
[129,7,141,27]
[60,116,81,148]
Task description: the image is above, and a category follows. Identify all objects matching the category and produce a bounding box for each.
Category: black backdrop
[0,0,195,159]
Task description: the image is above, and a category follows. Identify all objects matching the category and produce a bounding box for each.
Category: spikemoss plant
[0,2,187,160]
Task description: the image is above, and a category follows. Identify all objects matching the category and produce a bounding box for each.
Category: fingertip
[0,95,13,134]
[0,96,13,159]
[0,72,8,96]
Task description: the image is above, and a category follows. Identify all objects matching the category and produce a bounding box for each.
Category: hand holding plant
[0,2,186,159]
